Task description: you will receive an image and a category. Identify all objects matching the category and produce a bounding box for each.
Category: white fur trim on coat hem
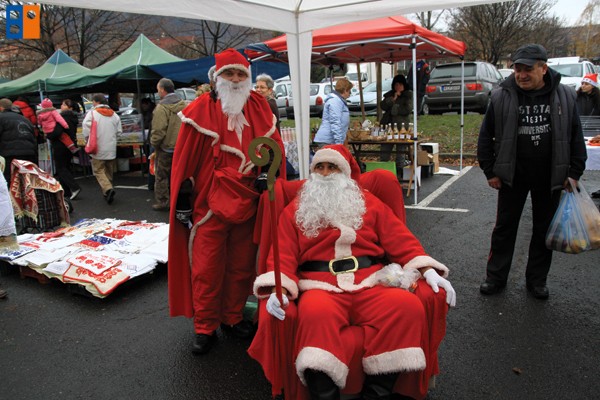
[363,347,426,375]
[253,271,299,300]
[296,346,349,388]
[403,255,449,278]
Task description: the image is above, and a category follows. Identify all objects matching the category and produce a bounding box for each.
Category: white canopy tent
[38,0,503,182]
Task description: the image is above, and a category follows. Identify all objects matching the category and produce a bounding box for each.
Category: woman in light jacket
[313,78,353,147]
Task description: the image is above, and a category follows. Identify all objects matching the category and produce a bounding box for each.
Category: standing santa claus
[252,145,455,400]
[168,48,285,355]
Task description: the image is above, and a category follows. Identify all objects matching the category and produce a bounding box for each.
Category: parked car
[423,61,503,115]
[498,68,513,80]
[285,82,333,120]
[273,80,292,118]
[176,87,198,101]
[346,72,369,95]
[346,78,393,116]
[547,57,596,91]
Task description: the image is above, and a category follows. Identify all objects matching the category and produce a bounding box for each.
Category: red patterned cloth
[9,160,68,226]
[66,252,122,275]
[63,265,129,296]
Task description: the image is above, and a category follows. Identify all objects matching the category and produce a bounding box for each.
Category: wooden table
[348,139,420,193]
[348,139,418,165]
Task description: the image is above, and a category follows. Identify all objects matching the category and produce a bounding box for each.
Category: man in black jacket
[0,98,38,184]
[477,44,587,300]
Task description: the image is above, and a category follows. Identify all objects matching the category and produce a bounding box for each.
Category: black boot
[304,369,340,400]
[361,373,399,400]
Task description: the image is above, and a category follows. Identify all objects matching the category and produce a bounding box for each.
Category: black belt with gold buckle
[299,256,384,275]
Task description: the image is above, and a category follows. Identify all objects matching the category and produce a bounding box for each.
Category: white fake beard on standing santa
[295,172,366,238]
[216,75,252,138]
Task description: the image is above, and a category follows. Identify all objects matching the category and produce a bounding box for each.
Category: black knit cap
[511,44,548,66]
[392,74,408,88]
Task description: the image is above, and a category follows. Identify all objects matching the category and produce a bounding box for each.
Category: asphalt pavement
[1,165,599,400]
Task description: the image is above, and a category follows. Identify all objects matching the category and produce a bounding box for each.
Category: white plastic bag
[545,179,600,254]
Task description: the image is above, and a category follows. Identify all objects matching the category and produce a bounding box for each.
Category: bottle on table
[386,124,393,141]
[409,122,416,140]
[400,123,407,140]
[393,123,399,140]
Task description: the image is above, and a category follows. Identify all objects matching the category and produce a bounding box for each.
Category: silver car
[346,78,393,116]
[423,61,503,115]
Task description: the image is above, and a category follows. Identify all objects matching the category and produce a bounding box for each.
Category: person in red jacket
[168,49,286,355]
[12,96,41,141]
[253,145,455,400]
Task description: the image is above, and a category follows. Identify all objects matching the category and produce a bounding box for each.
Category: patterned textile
[66,252,122,275]
[9,160,68,228]
[63,265,129,296]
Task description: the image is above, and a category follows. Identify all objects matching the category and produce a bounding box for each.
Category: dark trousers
[52,143,80,197]
[486,174,561,287]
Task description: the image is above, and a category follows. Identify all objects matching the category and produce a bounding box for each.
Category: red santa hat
[582,73,598,88]
[41,98,53,109]
[214,48,250,78]
[310,144,362,182]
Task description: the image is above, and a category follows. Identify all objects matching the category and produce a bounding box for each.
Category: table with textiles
[0,218,169,298]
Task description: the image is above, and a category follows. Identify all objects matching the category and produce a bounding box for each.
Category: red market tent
[246,16,465,65]
[246,16,468,203]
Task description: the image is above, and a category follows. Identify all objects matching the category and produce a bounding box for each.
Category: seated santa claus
[251,144,456,400]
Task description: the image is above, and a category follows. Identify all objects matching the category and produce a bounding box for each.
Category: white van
[547,57,596,91]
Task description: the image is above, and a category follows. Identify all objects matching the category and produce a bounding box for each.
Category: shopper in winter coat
[0,98,37,183]
[37,98,78,154]
[313,78,353,146]
[477,44,587,300]
[150,78,186,211]
[576,73,600,117]
[82,93,123,204]
[47,99,82,202]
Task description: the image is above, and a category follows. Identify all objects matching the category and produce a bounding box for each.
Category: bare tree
[0,1,157,78]
[574,0,600,58]
[447,0,564,65]
[155,18,271,58]
[414,10,446,31]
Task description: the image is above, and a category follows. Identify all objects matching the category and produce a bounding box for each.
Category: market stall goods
[0,218,168,297]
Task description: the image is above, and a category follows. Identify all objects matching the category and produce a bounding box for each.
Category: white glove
[423,269,456,307]
[266,292,289,321]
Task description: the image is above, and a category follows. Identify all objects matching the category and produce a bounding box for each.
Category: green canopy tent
[0,49,90,100]
[49,34,185,94]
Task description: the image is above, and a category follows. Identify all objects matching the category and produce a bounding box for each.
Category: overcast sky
[550,0,590,25]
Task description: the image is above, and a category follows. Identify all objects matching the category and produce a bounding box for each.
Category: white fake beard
[216,76,252,137]
[295,172,366,238]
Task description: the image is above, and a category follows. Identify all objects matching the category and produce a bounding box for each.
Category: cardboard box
[417,150,433,166]
[432,153,439,173]
[420,142,439,154]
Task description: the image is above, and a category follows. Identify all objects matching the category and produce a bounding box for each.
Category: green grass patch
[281,114,484,155]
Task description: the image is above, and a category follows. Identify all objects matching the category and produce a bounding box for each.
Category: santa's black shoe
[192,333,216,354]
[221,320,255,339]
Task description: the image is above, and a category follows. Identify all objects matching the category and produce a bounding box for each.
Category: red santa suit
[252,145,449,397]
[167,50,285,335]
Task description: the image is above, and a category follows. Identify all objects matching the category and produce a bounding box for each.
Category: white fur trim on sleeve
[403,255,449,278]
[253,271,299,300]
